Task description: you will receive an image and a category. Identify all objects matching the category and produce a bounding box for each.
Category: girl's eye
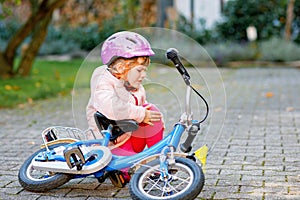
[137,68,146,73]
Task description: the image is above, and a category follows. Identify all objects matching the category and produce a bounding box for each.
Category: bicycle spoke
[143,170,190,197]
[145,178,162,192]
[172,174,190,183]
[166,181,179,194]
[161,184,168,197]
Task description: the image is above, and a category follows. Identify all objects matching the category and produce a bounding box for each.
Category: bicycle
[18,48,209,200]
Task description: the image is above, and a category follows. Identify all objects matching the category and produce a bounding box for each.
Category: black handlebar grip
[166,48,191,86]
[166,48,179,60]
[166,48,190,77]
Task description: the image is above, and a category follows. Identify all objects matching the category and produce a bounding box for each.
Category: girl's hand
[143,104,162,126]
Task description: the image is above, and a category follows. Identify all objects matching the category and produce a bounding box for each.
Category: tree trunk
[17,12,53,76]
[4,0,65,66]
[0,0,67,78]
[285,0,295,41]
[0,52,13,78]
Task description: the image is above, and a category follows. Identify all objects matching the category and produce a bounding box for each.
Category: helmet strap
[124,80,138,92]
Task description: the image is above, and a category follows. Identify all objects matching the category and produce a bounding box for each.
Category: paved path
[0,67,299,199]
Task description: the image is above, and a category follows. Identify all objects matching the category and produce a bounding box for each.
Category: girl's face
[110,56,149,89]
[126,65,147,89]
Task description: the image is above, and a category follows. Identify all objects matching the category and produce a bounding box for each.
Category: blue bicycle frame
[36,85,198,180]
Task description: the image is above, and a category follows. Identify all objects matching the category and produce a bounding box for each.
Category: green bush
[203,38,300,64]
[216,0,287,41]
[0,20,21,51]
[78,24,103,51]
[204,42,257,64]
[258,37,300,61]
[38,23,107,55]
[0,20,20,41]
[0,39,6,51]
[177,15,217,45]
[39,39,80,55]
[62,24,103,51]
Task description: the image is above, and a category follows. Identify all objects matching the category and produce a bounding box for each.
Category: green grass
[0,59,84,108]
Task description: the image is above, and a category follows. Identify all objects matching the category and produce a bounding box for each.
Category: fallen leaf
[18,104,25,109]
[214,107,223,112]
[32,69,39,74]
[4,85,20,91]
[27,98,33,104]
[12,85,20,90]
[35,82,41,88]
[265,92,274,98]
[4,85,12,90]
[286,107,294,112]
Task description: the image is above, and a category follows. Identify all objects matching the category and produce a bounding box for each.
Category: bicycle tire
[18,143,73,192]
[129,157,204,200]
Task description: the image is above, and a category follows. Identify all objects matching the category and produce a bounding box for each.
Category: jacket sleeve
[91,83,146,123]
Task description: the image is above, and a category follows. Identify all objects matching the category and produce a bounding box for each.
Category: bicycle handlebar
[165,48,209,123]
[166,48,210,153]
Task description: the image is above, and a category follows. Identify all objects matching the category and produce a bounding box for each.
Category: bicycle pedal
[109,171,128,188]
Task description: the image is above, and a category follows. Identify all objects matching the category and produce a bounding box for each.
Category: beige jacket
[86,66,146,147]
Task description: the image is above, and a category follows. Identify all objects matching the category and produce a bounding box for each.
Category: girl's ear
[115,62,124,73]
[113,62,126,79]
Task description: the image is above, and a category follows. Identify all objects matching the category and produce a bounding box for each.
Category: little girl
[86,31,164,156]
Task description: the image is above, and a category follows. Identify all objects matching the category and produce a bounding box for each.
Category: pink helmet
[101,31,155,65]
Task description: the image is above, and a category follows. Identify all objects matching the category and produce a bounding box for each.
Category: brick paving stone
[1,67,300,199]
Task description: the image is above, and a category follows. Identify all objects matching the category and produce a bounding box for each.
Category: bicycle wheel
[18,143,73,192]
[129,157,204,200]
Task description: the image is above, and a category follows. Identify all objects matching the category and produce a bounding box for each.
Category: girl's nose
[141,71,147,78]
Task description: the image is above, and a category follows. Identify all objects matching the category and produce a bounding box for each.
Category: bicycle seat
[94,112,139,142]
